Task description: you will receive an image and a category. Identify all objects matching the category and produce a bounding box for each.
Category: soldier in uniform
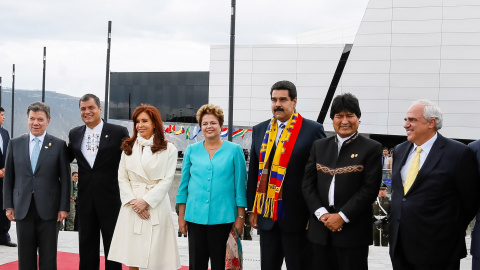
[373,185,390,246]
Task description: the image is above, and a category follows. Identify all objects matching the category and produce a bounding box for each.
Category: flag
[164,125,171,133]
[241,129,252,139]
[175,126,185,135]
[185,126,190,140]
[170,125,176,133]
[220,128,229,137]
[191,127,201,140]
[232,129,244,138]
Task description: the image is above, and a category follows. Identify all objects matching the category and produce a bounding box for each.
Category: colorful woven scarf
[252,111,303,220]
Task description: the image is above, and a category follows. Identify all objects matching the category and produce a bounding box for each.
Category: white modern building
[209,0,480,141]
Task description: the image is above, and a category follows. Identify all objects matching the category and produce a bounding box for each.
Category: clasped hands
[320,213,344,232]
[130,199,150,220]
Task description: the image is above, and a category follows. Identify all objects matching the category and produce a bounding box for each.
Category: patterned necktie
[404,146,422,194]
[31,138,41,172]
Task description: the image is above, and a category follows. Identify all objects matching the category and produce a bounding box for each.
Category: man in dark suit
[302,93,382,270]
[389,100,480,270]
[247,80,325,270]
[468,139,480,270]
[68,94,129,270]
[0,106,16,247]
[3,102,70,269]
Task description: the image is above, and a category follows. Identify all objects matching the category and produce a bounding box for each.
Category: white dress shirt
[81,120,104,168]
[315,133,354,223]
[275,121,286,145]
[400,133,438,185]
[0,130,3,155]
[29,132,46,157]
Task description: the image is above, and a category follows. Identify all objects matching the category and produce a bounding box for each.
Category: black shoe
[0,241,17,247]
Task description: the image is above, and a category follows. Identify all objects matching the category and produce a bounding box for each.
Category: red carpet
[0,252,190,269]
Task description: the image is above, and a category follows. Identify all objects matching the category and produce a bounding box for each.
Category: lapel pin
[45,146,48,149]
[351,154,354,158]
[49,142,52,146]
[355,154,358,157]
[105,135,109,138]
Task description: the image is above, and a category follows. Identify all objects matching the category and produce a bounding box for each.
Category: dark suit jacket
[469,139,480,258]
[389,133,480,265]
[247,117,325,232]
[68,122,129,215]
[302,133,382,247]
[3,134,70,220]
[0,127,10,206]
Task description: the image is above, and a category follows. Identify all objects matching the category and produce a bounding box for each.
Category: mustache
[274,107,284,112]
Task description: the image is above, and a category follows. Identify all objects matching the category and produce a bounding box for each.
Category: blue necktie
[31,138,40,172]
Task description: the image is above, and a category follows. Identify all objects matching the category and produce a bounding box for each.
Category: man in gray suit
[3,102,70,270]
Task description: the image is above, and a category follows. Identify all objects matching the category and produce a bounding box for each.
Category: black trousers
[187,222,232,270]
[16,198,59,270]
[0,180,12,243]
[259,222,312,270]
[312,239,368,270]
[78,206,121,270]
[392,236,459,270]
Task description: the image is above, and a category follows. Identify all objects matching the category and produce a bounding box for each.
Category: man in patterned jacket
[303,93,382,270]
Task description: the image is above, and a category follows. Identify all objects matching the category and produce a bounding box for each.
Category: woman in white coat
[109,105,180,270]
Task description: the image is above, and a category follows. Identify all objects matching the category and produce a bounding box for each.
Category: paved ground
[0,214,474,269]
[0,172,475,269]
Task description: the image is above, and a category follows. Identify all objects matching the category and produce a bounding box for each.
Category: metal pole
[11,64,15,138]
[104,21,112,122]
[227,0,236,142]
[0,77,2,107]
[42,47,46,102]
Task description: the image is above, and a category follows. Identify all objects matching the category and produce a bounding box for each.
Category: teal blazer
[177,140,247,225]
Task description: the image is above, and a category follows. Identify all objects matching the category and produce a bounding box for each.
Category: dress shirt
[0,129,3,154]
[400,132,438,185]
[275,121,286,145]
[382,155,389,169]
[315,133,353,223]
[81,120,104,168]
[29,132,46,157]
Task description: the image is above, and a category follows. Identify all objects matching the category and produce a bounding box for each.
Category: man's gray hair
[411,99,443,130]
[27,102,51,119]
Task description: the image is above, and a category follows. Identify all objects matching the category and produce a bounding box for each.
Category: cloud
[0,0,368,99]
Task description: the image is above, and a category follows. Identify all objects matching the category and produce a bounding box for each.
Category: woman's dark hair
[121,104,167,155]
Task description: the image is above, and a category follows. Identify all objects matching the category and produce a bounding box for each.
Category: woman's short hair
[196,104,224,127]
[121,104,167,155]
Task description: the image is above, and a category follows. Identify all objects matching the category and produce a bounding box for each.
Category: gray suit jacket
[3,133,70,220]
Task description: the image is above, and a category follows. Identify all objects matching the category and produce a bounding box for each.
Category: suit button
[403,198,406,202]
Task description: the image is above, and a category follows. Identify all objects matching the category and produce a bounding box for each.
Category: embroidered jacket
[302,133,382,247]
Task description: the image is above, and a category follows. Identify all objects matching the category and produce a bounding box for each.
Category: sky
[0,0,369,100]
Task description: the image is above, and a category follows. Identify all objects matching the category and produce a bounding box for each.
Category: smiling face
[28,110,50,137]
[333,110,359,138]
[201,114,221,140]
[72,173,78,182]
[80,98,102,129]
[135,112,155,139]
[404,103,437,145]
[271,90,297,122]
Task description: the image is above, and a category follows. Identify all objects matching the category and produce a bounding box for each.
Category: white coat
[108,141,180,269]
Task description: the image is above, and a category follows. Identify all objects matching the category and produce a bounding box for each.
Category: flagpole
[227,0,236,142]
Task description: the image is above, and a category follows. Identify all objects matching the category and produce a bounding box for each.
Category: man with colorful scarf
[247,80,325,270]
[302,93,382,270]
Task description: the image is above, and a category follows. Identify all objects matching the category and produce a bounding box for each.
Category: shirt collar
[86,120,104,133]
[29,132,46,143]
[336,133,355,145]
[412,132,438,154]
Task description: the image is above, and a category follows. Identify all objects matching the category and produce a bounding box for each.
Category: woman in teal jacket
[177,104,247,270]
